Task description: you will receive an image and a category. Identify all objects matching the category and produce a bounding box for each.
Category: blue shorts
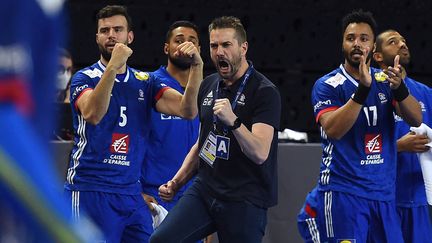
[315,190,403,243]
[65,190,153,242]
[397,205,432,243]
[297,188,321,243]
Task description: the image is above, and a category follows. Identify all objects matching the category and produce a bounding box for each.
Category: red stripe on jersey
[0,78,33,115]
[154,87,171,101]
[316,106,338,123]
[74,88,93,110]
[305,203,317,218]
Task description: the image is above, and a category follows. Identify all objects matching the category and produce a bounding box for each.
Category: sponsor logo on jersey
[237,93,246,106]
[161,113,182,120]
[82,68,103,79]
[202,91,214,106]
[374,71,388,82]
[103,154,130,166]
[365,133,381,154]
[378,92,388,104]
[110,133,129,154]
[314,99,332,112]
[324,73,346,88]
[134,71,150,81]
[361,134,384,165]
[72,84,89,100]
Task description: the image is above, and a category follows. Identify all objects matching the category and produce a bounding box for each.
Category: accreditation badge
[199,131,217,167]
[215,135,230,160]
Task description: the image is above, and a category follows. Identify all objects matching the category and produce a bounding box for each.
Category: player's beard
[213,51,242,80]
[168,54,192,70]
[382,50,411,67]
[343,48,372,69]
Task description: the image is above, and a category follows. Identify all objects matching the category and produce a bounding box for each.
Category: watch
[228,117,242,131]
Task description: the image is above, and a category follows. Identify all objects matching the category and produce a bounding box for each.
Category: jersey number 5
[119,106,127,127]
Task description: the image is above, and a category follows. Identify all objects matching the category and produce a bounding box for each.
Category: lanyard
[213,64,254,135]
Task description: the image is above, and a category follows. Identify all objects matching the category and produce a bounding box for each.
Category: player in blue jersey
[140,20,200,213]
[310,10,422,242]
[373,29,432,243]
[297,187,321,243]
[64,5,203,242]
[0,0,100,242]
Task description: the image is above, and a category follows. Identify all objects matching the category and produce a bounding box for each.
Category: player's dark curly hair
[165,20,200,43]
[342,9,377,41]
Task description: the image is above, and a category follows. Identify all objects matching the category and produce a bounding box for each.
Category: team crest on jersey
[134,71,150,81]
[138,89,145,101]
[325,73,346,88]
[365,134,381,154]
[378,93,388,104]
[110,133,129,154]
[337,240,356,243]
[393,112,403,122]
[237,93,246,106]
[420,101,426,112]
[374,71,388,82]
[203,91,214,106]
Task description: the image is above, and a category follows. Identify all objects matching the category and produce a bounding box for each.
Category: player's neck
[100,57,127,74]
[343,61,368,80]
[166,63,189,88]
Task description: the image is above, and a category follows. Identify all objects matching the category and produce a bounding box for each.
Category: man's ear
[164,43,169,55]
[373,52,383,63]
[127,31,134,44]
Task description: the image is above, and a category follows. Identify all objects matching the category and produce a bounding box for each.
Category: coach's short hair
[208,16,247,44]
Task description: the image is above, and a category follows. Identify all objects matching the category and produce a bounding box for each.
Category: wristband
[351,83,371,105]
[392,82,409,102]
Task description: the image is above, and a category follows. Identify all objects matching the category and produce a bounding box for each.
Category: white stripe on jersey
[324,191,334,238]
[72,191,80,221]
[320,143,333,185]
[67,115,87,184]
[306,218,321,243]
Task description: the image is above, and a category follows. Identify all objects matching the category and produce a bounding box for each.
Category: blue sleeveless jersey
[312,64,397,201]
[395,77,432,207]
[141,66,199,200]
[65,61,169,195]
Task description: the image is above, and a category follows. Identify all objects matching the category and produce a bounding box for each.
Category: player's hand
[109,43,133,70]
[158,180,178,202]
[141,193,158,215]
[213,98,237,127]
[359,46,372,87]
[384,55,403,89]
[174,41,203,66]
[397,131,430,152]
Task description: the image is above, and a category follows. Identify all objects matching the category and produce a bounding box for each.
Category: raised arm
[155,41,203,119]
[387,56,422,127]
[76,43,132,125]
[319,52,372,139]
